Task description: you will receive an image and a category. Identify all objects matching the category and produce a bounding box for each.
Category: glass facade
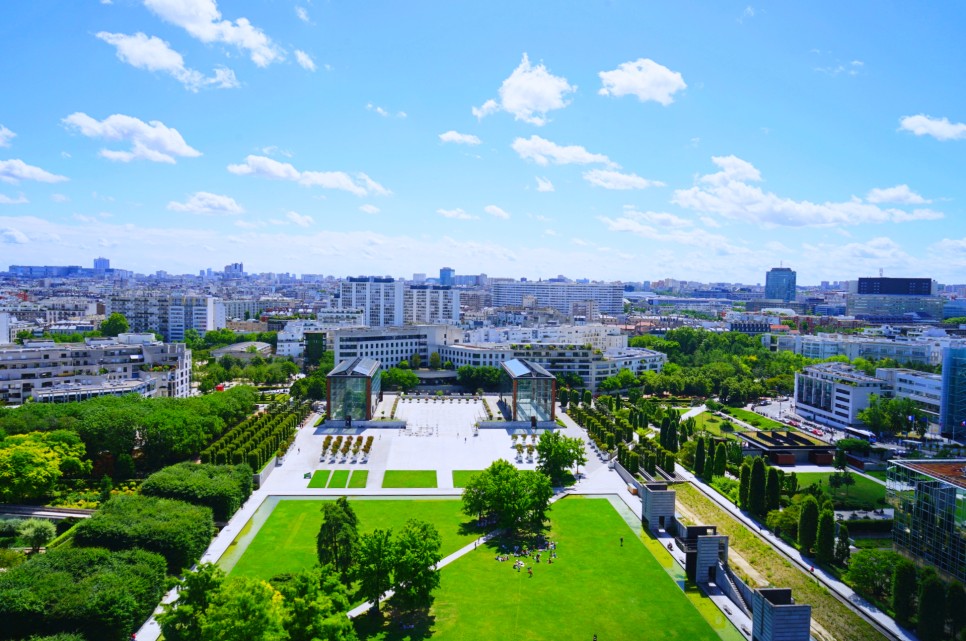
[501,359,555,422]
[326,358,381,421]
[887,461,966,583]
[941,347,966,439]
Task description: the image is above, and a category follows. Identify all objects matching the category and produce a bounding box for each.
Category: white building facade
[794,362,887,429]
[492,281,624,315]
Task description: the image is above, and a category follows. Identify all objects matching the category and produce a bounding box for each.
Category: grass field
[348,470,369,488]
[452,470,482,488]
[229,499,477,579]
[864,470,888,482]
[328,470,350,488]
[693,412,745,439]
[676,484,882,641]
[355,498,728,641]
[307,470,331,488]
[382,470,438,488]
[796,472,886,508]
[724,407,785,430]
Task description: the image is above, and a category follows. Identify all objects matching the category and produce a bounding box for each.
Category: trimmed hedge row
[141,462,253,521]
[199,399,310,471]
[0,546,166,641]
[73,495,213,573]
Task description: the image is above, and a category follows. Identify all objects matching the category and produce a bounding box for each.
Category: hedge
[141,462,253,521]
[73,495,213,573]
[0,547,166,641]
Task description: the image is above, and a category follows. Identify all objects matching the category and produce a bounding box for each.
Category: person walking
[620,536,623,547]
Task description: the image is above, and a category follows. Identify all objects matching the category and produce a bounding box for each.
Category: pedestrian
[620,536,623,547]
[528,567,533,577]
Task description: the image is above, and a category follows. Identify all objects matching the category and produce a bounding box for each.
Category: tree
[393,520,442,614]
[381,367,420,392]
[410,353,422,369]
[429,352,441,370]
[846,549,901,598]
[784,471,798,496]
[158,562,225,641]
[317,497,359,581]
[815,509,835,564]
[891,559,918,626]
[582,390,592,406]
[536,430,587,485]
[694,437,706,477]
[918,574,947,641]
[200,576,288,641]
[739,463,751,510]
[797,495,819,554]
[834,523,851,566]
[17,518,56,552]
[100,312,130,337]
[461,459,553,534]
[704,440,717,480]
[356,528,397,615]
[558,388,570,409]
[765,467,781,513]
[749,457,767,517]
[713,444,727,478]
[947,581,966,639]
[271,568,355,641]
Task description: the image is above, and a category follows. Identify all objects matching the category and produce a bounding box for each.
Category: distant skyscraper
[439,267,455,287]
[765,267,796,302]
[940,346,966,440]
[93,257,110,271]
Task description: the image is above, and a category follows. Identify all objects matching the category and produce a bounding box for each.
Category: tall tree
[100,312,130,337]
[694,437,706,477]
[272,568,355,641]
[797,495,819,554]
[765,467,781,512]
[713,443,727,477]
[316,497,359,581]
[429,351,441,370]
[158,563,226,641]
[200,576,288,641]
[536,430,587,485]
[891,559,918,626]
[356,529,397,616]
[739,463,751,510]
[834,523,851,566]
[815,509,835,564]
[749,457,767,517]
[393,520,443,614]
[917,574,947,641]
[558,388,569,408]
[947,581,966,639]
[705,440,717,480]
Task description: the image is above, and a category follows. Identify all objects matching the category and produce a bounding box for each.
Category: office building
[338,277,405,327]
[403,285,460,325]
[439,267,455,287]
[847,277,943,322]
[941,347,966,440]
[764,267,796,302]
[794,362,887,430]
[0,334,191,404]
[93,257,110,272]
[492,281,624,315]
[331,325,460,367]
[876,367,943,429]
[887,460,966,583]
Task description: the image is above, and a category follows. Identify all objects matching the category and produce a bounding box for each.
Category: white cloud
[62,112,201,163]
[899,114,966,141]
[1,227,29,244]
[167,191,243,214]
[295,6,309,22]
[0,194,28,205]
[814,59,864,77]
[0,125,15,148]
[672,155,944,226]
[484,205,510,219]
[437,208,476,220]
[535,177,554,192]
[226,155,390,196]
[439,131,481,145]
[583,169,664,190]
[143,0,283,67]
[866,184,929,205]
[802,237,915,273]
[599,210,749,256]
[544,229,557,236]
[367,103,405,118]
[286,211,314,227]
[738,5,755,22]
[473,53,576,126]
[598,58,686,106]
[96,31,239,91]
[51,194,69,203]
[294,50,316,71]
[359,204,380,214]
[0,159,68,184]
[512,135,615,167]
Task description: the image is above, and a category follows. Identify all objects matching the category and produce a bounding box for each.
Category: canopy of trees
[858,394,927,437]
[456,365,503,392]
[0,430,91,502]
[535,430,587,485]
[461,459,553,534]
[141,462,253,521]
[381,367,420,392]
[99,313,130,337]
[197,354,298,393]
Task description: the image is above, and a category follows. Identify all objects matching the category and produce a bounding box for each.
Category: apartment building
[107,293,225,341]
[492,281,624,315]
[794,362,887,430]
[403,285,459,325]
[0,333,191,404]
[331,325,461,367]
[338,277,405,327]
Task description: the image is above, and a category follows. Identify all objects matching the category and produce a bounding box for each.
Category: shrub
[73,495,213,573]
[141,462,253,521]
[0,546,166,641]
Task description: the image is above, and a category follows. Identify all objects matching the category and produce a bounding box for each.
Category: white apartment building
[0,313,10,346]
[338,278,404,327]
[276,316,366,358]
[108,293,225,342]
[0,333,191,404]
[492,281,625,315]
[331,325,461,366]
[403,286,460,325]
[794,362,887,429]
[763,332,959,367]
[463,324,628,352]
[875,367,943,426]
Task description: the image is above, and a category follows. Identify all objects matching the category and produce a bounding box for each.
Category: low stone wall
[614,461,643,492]
[253,456,277,488]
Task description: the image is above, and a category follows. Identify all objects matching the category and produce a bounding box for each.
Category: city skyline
[1,1,964,282]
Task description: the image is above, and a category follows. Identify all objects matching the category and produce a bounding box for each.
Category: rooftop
[893,459,966,491]
[328,356,381,378]
[738,429,833,449]
[501,358,554,379]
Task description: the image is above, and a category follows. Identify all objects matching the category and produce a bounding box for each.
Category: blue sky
[1,1,964,284]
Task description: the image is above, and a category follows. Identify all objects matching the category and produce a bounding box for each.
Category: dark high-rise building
[439,267,455,287]
[765,267,796,302]
[856,277,934,296]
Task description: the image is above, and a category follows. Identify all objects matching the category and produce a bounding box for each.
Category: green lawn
[348,470,369,488]
[693,412,744,439]
[307,470,331,488]
[229,499,477,580]
[328,470,350,488]
[797,472,887,509]
[864,470,888,482]
[452,470,482,488]
[725,407,785,430]
[355,498,727,641]
[382,470,438,488]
